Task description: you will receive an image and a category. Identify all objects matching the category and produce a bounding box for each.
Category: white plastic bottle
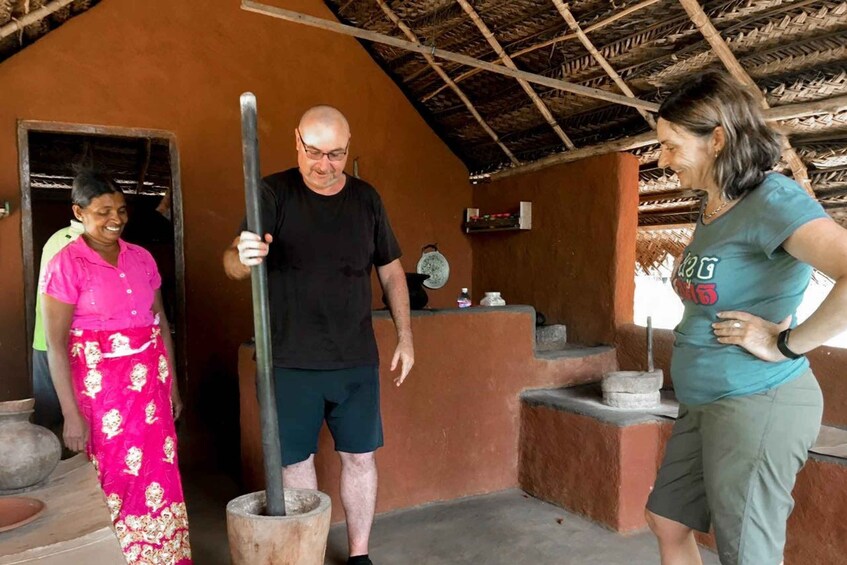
[457,288,472,308]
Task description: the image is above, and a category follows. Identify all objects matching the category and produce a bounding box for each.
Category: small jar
[480,292,506,307]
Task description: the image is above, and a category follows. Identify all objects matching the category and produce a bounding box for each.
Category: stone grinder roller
[602,317,663,409]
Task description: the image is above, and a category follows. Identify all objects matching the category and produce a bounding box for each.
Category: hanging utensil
[416,243,450,289]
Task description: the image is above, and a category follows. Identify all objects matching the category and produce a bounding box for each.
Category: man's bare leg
[283,454,317,489]
[339,451,377,557]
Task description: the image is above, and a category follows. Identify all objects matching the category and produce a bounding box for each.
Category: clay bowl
[0,497,45,532]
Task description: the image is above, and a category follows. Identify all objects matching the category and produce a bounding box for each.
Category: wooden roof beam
[551,0,656,130]
[639,222,696,231]
[479,131,658,181]
[241,0,659,113]
[375,0,520,165]
[136,138,152,194]
[676,0,813,195]
[455,0,576,150]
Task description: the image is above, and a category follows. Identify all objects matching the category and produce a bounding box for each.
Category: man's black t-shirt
[240,168,402,369]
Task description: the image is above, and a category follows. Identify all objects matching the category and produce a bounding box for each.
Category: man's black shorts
[273,365,383,466]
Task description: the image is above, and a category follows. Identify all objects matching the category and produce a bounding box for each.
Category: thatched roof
[0,1,99,61]
[4,0,846,266]
[315,0,845,222]
[312,0,846,270]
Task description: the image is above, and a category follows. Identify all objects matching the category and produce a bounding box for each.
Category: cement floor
[185,474,718,565]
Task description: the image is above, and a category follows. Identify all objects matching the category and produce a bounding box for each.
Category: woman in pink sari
[43,171,191,564]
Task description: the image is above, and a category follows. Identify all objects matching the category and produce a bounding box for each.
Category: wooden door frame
[17,120,188,388]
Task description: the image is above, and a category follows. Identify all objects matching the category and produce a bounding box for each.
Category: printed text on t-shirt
[674,252,721,305]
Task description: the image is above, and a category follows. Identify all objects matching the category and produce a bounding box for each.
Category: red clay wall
[520,405,671,533]
[0,0,472,407]
[787,458,847,564]
[471,153,639,346]
[616,324,847,427]
[521,399,847,564]
[239,308,618,521]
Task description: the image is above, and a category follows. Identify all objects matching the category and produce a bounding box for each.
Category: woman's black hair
[71,169,123,208]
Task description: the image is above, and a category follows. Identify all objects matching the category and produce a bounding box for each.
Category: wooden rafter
[764,95,847,123]
[136,138,152,193]
[241,0,659,113]
[639,223,697,231]
[455,0,576,150]
[676,0,813,195]
[375,0,520,165]
[551,0,656,130]
[422,0,664,102]
[484,95,847,181]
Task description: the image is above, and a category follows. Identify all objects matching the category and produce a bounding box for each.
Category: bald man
[223,105,413,565]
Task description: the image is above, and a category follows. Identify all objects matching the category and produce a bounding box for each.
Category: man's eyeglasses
[297,129,349,162]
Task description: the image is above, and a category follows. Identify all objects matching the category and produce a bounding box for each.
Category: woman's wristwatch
[777,328,803,359]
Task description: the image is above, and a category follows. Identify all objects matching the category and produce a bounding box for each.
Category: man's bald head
[298,105,350,140]
[295,105,351,193]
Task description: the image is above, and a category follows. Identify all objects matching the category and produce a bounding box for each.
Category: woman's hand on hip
[713,311,792,362]
[63,410,89,453]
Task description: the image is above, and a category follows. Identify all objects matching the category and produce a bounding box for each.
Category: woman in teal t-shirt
[645,73,847,565]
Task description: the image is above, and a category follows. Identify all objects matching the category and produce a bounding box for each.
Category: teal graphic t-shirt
[671,173,828,405]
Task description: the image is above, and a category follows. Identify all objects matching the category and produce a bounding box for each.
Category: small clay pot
[0,399,61,492]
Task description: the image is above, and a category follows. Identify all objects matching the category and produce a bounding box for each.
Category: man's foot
[347,555,373,565]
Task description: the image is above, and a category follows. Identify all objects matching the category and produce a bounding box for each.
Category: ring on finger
[732,322,742,329]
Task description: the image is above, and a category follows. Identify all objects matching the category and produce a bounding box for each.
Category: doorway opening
[17,121,186,389]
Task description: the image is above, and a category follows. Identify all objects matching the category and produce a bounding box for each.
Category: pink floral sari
[69,323,192,564]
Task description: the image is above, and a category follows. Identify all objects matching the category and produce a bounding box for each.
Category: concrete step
[535,344,613,360]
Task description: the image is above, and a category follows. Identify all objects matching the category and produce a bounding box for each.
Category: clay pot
[227,488,331,565]
[480,291,506,307]
[0,399,61,492]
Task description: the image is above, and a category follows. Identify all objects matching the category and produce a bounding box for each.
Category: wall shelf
[464,201,531,233]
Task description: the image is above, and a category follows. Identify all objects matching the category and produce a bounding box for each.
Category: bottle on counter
[457,288,472,308]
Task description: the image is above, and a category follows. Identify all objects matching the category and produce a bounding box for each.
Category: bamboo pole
[0,0,75,41]
[486,96,847,181]
[765,95,847,122]
[638,222,696,231]
[422,0,663,102]
[240,0,659,113]
[375,0,519,165]
[676,0,813,195]
[455,0,576,149]
[551,0,656,129]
